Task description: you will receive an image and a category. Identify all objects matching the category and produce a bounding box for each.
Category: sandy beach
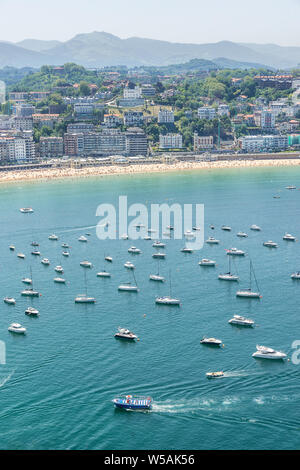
[1,158,300,184]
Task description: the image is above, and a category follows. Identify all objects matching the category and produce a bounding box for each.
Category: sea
[0,166,299,450]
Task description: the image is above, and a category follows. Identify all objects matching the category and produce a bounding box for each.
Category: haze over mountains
[0,31,300,69]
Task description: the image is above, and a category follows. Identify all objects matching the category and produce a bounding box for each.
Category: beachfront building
[194,133,214,150]
[99,130,126,155]
[123,111,144,126]
[39,136,64,159]
[125,127,148,156]
[0,133,35,162]
[239,135,288,153]
[158,109,174,124]
[159,133,183,149]
[64,133,84,156]
[197,107,216,120]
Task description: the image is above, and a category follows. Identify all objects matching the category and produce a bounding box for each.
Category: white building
[239,135,288,153]
[261,110,276,129]
[124,86,142,99]
[198,107,216,120]
[0,81,5,104]
[158,109,174,124]
[74,103,94,115]
[218,104,230,117]
[159,133,183,149]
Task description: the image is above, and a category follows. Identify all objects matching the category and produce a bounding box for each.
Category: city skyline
[0,0,300,47]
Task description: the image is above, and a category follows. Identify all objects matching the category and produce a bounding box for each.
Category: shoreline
[1,158,300,184]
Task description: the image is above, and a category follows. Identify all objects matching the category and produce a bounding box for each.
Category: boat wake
[0,370,15,388]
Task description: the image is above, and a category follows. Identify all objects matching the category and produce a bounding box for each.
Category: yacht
[22,277,32,285]
[124,261,135,269]
[228,315,254,327]
[283,233,296,241]
[80,261,93,268]
[226,248,245,256]
[206,237,220,244]
[121,234,129,240]
[21,288,40,297]
[97,271,111,278]
[152,252,166,259]
[291,272,300,279]
[25,307,39,316]
[9,245,15,251]
[55,265,64,273]
[17,253,26,259]
[200,337,222,346]
[4,297,16,305]
[252,345,287,360]
[20,207,34,214]
[118,283,139,292]
[62,251,70,257]
[199,259,216,266]
[128,246,142,254]
[143,235,152,240]
[206,371,224,379]
[152,241,166,248]
[114,327,138,341]
[8,323,26,334]
[286,185,296,190]
[41,258,50,265]
[221,225,232,231]
[218,256,239,281]
[236,260,261,299]
[75,294,96,304]
[49,234,59,241]
[78,235,88,242]
[155,272,180,305]
[54,277,66,284]
[237,232,248,238]
[61,243,69,248]
[263,241,278,248]
[181,247,194,253]
[250,225,261,231]
[31,250,41,256]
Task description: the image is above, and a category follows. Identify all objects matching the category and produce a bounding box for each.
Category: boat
[61,243,69,248]
[41,258,50,265]
[152,241,166,248]
[121,234,129,240]
[218,256,239,281]
[62,251,70,257]
[228,315,254,327]
[155,272,180,305]
[201,337,222,346]
[9,245,15,251]
[206,237,220,244]
[250,225,261,231]
[273,195,281,199]
[20,207,33,214]
[263,241,278,248]
[49,234,59,241]
[31,250,41,256]
[199,258,216,266]
[22,277,32,285]
[236,260,261,299]
[150,259,165,282]
[78,235,88,242]
[221,225,232,231]
[192,226,201,231]
[105,256,113,262]
[134,223,145,228]
[31,242,39,247]
[128,246,142,254]
[4,297,16,305]
[210,225,215,230]
[54,277,66,284]
[113,395,152,410]
[283,233,296,241]
[184,230,195,238]
[152,252,166,259]
[206,372,224,379]
[97,271,111,278]
[55,265,64,273]
[252,345,287,360]
[291,272,300,279]
[21,288,40,297]
[143,236,152,240]
[124,261,135,269]
[75,270,96,303]
[80,261,93,268]
[17,253,26,259]
[114,328,138,341]
[167,225,174,231]
[286,185,296,190]
[226,248,245,256]
[8,323,26,334]
[25,307,39,316]
[118,271,139,292]
[181,247,194,253]
[237,232,248,238]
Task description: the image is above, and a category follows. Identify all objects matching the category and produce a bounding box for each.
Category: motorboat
[228,315,254,327]
[252,345,287,360]
[8,323,26,334]
[167,225,174,231]
[134,223,146,228]
[286,185,296,190]
[62,251,70,257]
[283,233,296,241]
[128,246,142,254]
[291,272,300,279]
[237,232,248,238]
[199,259,216,266]
[210,225,215,230]
[75,294,96,304]
[22,278,32,285]
[113,395,152,410]
[221,225,232,231]
[97,271,111,278]
[152,252,166,259]
[236,260,261,299]
[152,241,166,248]
[200,337,222,346]
[155,296,180,305]
[9,245,15,251]
[184,230,195,239]
[263,241,278,248]
[206,372,224,379]
[25,307,39,316]
[4,297,16,305]
[31,242,39,247]
[61,243,69,248]
[206,237,220,244]
[227,248,245,256]
[181,247,194,253]
[55,265,64,273]
[250,225,261,231]
[114,328,138,341]
[80,261,93,268]
[41,258,50,265]
[148,229,157,234]
[17,253,26,259]
[54,277,66,284]
[20,207,33,213]
[192,226,201,231]
[31,250,41,256]
[49,234,59,240]
[124,261,135,269]
[105,256,113,262]
[143,236,152,240]
[118,283,139,292]
[121,234,129,240]
[78,235,88,242]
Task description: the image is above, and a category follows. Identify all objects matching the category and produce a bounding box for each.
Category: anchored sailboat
[218,256,239,281]
[75,270,96,303]
[156,271,180,305]
[236,260,261,298]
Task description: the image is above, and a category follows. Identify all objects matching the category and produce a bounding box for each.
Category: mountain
[0,32,300,68]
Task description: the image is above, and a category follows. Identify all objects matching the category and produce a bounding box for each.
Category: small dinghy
[113,395,152,410]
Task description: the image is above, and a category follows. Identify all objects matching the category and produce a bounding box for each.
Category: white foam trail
[56,225,97,234]
[0,370,15,387]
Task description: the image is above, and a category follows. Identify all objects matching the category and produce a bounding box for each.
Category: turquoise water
[0,167,300,450]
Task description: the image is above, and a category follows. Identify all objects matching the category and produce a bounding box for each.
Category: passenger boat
[113,395,152,410]
[8,323,26,334]
[206,371,224,379]
[114,328,138,341]
[252,345,287,360]
[228,315,254,327]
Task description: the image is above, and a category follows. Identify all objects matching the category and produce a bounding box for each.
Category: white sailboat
[150,259,165,282]
[118,270,139,292]
[155,271,180,305]
[218,256,239,281]
[75,270,96,303]
[21,268,40,297]
[236,260,261,298]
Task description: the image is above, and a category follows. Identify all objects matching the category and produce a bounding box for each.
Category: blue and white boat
[113,395,152,410]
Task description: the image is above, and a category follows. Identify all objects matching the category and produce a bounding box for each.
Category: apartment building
[158,109,174,124]
[194,133,214,150]
[39,136,64,159]
[125,127,148,156]
[260,110,276,129]
[239,135,288,152]
[124,86,142,99]
[123,111,144,126]
[197,107,216,120]
[67,123,95,134]
[159,133,183,149]
[103,114,122,128]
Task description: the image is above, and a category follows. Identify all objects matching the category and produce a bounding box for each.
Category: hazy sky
[0,0,299,46]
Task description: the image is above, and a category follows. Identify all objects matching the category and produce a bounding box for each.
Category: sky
[0,0,299,46]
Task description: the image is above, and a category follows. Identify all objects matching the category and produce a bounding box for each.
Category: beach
[1,158,300,184]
